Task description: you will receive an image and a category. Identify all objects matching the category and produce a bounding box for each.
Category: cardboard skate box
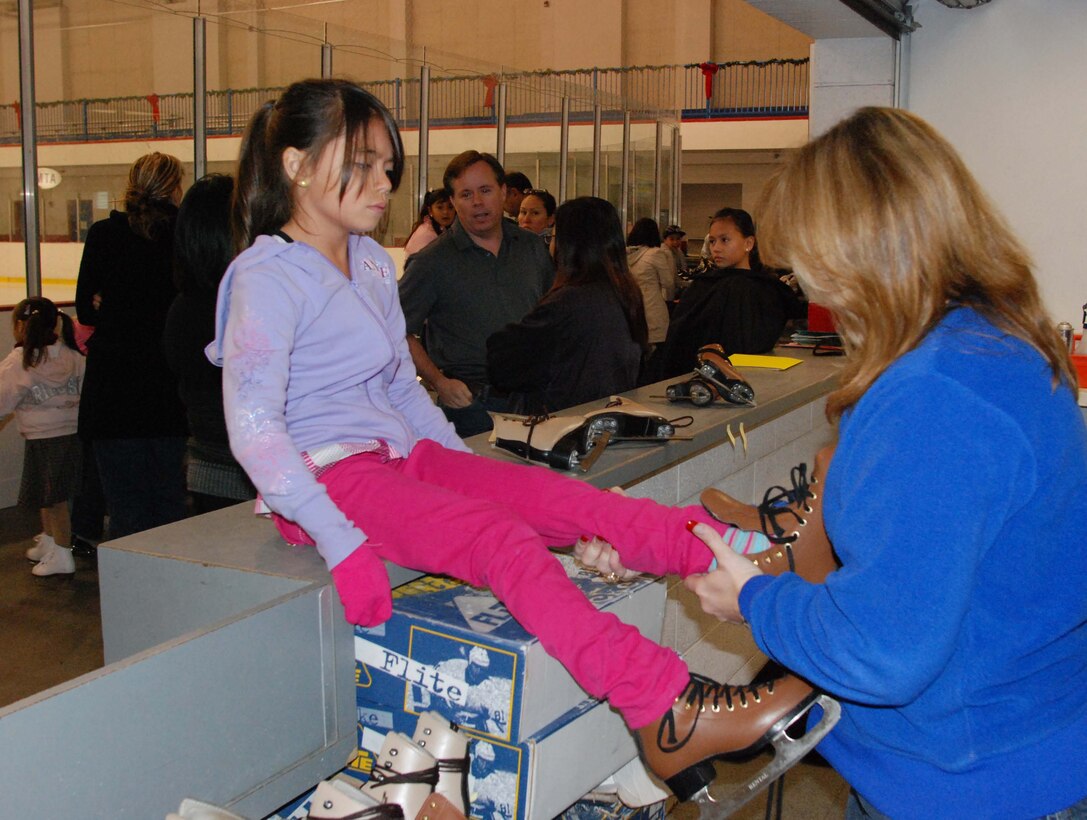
[354,555,666,744]
[350,696,642,820]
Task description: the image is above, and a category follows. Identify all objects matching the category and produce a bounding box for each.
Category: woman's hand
[683,521,763,624]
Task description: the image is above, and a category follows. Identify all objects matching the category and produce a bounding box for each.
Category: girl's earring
[297,179,309,188]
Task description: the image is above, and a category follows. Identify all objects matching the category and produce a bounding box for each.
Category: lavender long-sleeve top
[207,234,467,569]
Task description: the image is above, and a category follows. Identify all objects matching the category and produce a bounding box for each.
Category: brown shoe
[636,673,820,801]
[701,445,839,583]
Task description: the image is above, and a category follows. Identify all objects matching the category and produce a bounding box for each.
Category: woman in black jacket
[655,207,803,379]
[487,197,648,415]
[75,152,189,538]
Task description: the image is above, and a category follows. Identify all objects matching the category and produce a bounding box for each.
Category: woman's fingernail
[686,520,699,532]
[578,535,590,543]
[595,534,606,542]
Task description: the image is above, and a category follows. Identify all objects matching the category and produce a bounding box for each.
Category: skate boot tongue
[411,712,470,815]
[361,732,439,820]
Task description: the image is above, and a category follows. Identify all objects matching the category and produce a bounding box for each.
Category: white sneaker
[31,545,75,576]
[26,532,55,562]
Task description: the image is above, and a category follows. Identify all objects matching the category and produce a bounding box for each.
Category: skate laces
[367,763,439,790]
[656,674,776,753]
[436,754,469,774]
[757,463,815,544]
[310,798,405,820]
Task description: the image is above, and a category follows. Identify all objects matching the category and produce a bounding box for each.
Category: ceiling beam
[837,0,917,39]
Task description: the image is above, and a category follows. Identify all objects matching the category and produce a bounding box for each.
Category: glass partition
[0,1,677,301]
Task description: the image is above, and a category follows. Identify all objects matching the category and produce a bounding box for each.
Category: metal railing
[0,59,806,145]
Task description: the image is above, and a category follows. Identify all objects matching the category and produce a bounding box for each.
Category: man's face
[450,161,506,240]
[503,186,525,218]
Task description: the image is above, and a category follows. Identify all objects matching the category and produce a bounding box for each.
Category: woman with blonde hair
[76,151,190,538]
[684,108,1087,818]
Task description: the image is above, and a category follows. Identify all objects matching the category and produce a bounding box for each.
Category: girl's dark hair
[175,174,236,295]
[57,311,80,354]
[13,297,59,369]
[626,217,662,248]
[522,189,557,217]
[409,188,452,237]
[711,207,762,270]
[553,197,649,351]
[234,79,405,249]
[124,152,183,241]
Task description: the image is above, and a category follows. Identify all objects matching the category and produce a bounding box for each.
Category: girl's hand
[330,545,393,627]
[574,535,640,583]
[683,521,763,624]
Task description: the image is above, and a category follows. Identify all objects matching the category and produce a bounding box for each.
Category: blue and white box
[351,697,646,820]
[354,554,667,744]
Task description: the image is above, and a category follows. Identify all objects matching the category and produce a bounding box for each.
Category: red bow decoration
[699,62,719,100]
[482,75,498,109]
[147,94,160,125]
[12,100,21,129]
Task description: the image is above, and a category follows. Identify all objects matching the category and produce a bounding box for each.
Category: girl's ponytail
[233,101,291,251]
[13,297,59,369]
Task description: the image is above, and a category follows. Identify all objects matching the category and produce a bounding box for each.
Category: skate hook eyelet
[700,706,706,713]
[753,692,761,703]
[712,704,720,713]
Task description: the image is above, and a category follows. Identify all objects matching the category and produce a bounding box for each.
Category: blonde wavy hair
[758,107,1073,421]
[124,152,183,240]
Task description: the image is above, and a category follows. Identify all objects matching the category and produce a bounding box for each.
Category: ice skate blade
[695,694,841,820]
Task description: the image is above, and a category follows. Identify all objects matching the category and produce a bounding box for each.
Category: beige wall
[712,0,811,61]
[1,0,808,106]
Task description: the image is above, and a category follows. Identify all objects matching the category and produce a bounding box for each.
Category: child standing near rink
[0,297,85,576]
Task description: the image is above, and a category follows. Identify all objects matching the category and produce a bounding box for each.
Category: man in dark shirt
[399,152,554,437]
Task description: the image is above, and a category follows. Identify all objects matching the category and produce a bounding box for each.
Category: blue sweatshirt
[207,234,467,569]
[740,307,1087,818]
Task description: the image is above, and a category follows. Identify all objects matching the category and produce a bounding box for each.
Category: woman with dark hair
[487,197,647,414]
[404,188,455,257]
[75,151,189,538]
[625,217,675,347]
[686,108,1087,819]
[163,173,254,513]
[655,207,802,379]
[516,188,557,244]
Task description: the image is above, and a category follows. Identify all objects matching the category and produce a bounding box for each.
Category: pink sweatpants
[282,439,722,729]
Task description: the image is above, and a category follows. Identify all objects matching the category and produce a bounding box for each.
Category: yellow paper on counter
[729,354,803,371]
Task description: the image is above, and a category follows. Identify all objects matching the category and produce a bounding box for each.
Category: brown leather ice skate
[635,673,825,802]
[701,444,839,583]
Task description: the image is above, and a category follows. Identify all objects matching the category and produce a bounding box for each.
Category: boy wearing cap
[662,224,687,276]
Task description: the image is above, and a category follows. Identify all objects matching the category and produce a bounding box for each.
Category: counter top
[467,349,843,490]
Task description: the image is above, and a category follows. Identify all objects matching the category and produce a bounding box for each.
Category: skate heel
[664,759,716,802]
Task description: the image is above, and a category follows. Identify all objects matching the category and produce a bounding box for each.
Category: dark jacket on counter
[656,265,804,379]
[487,280,643,415]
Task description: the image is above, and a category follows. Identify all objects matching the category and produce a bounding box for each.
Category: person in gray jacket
[625,218,675,347]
